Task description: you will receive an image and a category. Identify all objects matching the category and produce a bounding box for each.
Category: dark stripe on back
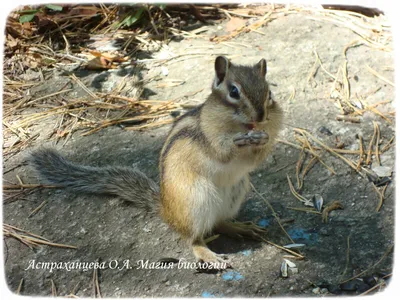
[161,126,207,163]
[170,104,203,129]
[160,104,208,177]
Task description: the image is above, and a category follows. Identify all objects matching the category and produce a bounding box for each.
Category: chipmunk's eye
[229,85,240,99]
[265,90,274,107]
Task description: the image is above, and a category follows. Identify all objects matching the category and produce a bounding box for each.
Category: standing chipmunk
[30,56,283,269]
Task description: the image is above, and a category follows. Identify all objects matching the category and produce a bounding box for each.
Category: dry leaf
[226,17,247,33]
[6,35,19,49]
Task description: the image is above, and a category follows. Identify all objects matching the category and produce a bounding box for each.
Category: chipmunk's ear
[256,58,267,77]
[215,56,230,85]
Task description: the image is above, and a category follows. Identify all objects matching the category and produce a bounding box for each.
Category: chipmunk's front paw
[234,131,269,147]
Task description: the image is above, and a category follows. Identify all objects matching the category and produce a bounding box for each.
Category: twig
[342,60,350,104]
[287,175,312,205]
[381,136,394,153]
[296,147,305,189]
[3,224,77,249]
[339,235,351,281]
[16,175,23,186]
[301,156,318,183]
[278,139,364,155]
[146,5,160,35]
[313,49,337,80]
[3,163,24,175]
[306,51,319,84]
[28,201,47,218]
[374,121,381,165]
[336,115,361,123]
[359,280,386,296]
[69,74,97,98]
[51,279,57,297]
[16,278,23,295]
[251,183,296,244]
[366,123,377,165]
[294,128,358,171]
[53,19,71,54]
[286,207,321,215]
[368,106,393,124]
[24,89,73,107]
[125,118,174,130]
[296,131,336,174]
[340,244,394,284]
[260,237,304,259]
[4,224,50,241]
[92,263,102,298]
[373,183,389,212]
[365,65,394,87]
[343,39,363,56]
[356,135,364,170]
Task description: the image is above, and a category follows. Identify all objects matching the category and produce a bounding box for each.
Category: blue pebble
[287,227,318,244]
[222,271,244,281]
[257,218,270,228]
[202,291,216,298]
[240,249,252,256]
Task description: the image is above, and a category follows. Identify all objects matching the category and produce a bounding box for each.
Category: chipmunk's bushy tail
[30,148,160,213]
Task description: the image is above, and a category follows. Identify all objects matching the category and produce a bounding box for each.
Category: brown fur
[158,57,283,267]
[29,56,283,269]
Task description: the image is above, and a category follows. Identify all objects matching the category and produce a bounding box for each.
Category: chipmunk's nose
[256,110,265,122]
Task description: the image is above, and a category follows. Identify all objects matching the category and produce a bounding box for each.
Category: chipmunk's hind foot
[216,221,267,241]
[192,239,231,273]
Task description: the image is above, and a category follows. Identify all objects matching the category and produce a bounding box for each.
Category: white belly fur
[190,158,254,238]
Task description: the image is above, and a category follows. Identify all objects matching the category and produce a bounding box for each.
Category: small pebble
[318,126,333,136]
[161,66,169,76]
[312,287,321,294]
[288,267,298,275]
[170,111,181,118]
[319,227,329,235]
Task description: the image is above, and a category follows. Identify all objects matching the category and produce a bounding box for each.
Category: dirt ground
[3,8,395,297]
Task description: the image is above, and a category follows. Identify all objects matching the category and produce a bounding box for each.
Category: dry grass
[3,4,393,163]
[92,263,102,298]
[279,121,392,215]
[285,125,388,174]
[3,224,77,249]
[16,278,24,294]
[340,244,393,284]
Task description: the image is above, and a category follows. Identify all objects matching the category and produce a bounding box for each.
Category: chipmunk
[30,56,283,269]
